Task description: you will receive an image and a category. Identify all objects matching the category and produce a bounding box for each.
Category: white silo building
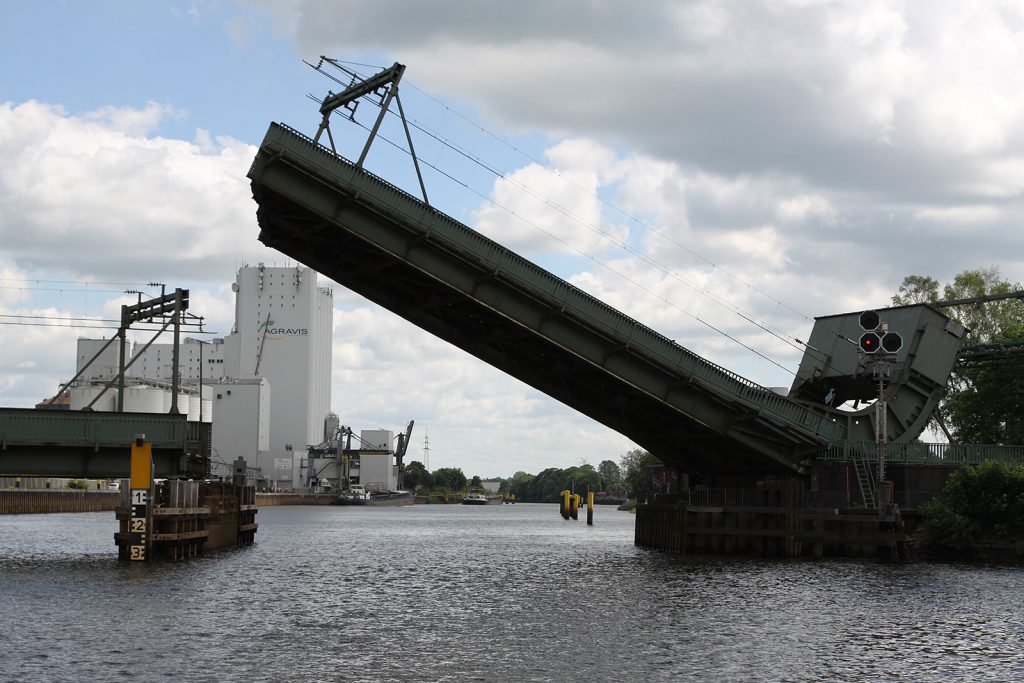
[72,264,333,489]
[226,264,333,487]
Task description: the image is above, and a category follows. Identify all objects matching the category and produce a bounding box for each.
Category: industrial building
[71,264,333,488]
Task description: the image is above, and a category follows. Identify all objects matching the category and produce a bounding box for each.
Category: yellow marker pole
[560,490,571,519]
[587,491,594,525]
[129,435,153,562]
[570,493,580,520]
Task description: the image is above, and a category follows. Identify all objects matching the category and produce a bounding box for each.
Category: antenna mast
[423,427,430,471]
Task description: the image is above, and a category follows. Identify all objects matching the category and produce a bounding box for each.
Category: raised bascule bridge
[246,60,1016,558]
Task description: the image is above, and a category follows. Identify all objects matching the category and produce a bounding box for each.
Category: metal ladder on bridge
[851,443,877,509]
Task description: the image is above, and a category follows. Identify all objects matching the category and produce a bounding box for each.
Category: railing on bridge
[822,441,1024,466]
[254,123,843,445]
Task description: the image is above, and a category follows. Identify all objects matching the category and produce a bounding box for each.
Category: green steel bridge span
[249,123,846,476]
[0,408,210,479]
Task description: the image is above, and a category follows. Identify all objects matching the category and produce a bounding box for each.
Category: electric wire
[0,321,182,332]
[0,314,121,324]
[402,78,820,327]
[341,114,795,376]
[315,62,829,375]
[398,110,814,357]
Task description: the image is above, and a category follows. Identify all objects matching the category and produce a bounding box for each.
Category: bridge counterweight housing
[788,304,967,443]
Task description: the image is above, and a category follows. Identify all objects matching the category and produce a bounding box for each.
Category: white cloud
[6,0,1024,477]
[776,194,838,226]
[327,302,633,475]
[83,101,184,137]
[472,138,627,255]
[914,205,1002,225]
[0,100,265,280]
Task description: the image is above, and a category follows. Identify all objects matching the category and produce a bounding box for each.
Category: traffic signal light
[859,310,880,331]
[859,331,881,353]
[881,331,903,353]
[856,309,902,354]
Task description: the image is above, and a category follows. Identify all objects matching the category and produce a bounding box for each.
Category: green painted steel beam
[0,408,210,478]
[249,122,844,474]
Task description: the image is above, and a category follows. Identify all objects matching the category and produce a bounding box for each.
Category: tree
[946,323,1024,444]
[431,467,467,492]
[620,448,658,500]
[919,461,1024,557]
[598,459,623,491]
[892,267,1024,444]
[469,475,482,488]
[403,461,432,491]
[518,467,572,502]
[892,274,939,305]
[505,466,602,503]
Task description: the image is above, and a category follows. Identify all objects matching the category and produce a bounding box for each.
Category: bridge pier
[114,480,257,561]
[635,480,907,560]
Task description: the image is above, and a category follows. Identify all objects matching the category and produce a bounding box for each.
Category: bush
[919,461,1024,556]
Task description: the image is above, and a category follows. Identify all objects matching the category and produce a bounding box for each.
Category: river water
[1,503,1022,682]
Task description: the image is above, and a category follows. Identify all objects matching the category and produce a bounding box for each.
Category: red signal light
[859,331,881,353]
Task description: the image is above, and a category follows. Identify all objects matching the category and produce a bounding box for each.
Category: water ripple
[1,506,1022,681]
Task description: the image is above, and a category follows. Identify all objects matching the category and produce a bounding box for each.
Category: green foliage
[946,324,1024,445]
[619,448,658,499]
[506,465,595,502]
[66,479,87,490]
[431,467,467,492]
[414,451,651,502]
[403,461,432,491]
[598,459,623,490]
[891,274,939,305]
[892,267,1024,443]
[919,462,1024,556]
[504,462,632,502]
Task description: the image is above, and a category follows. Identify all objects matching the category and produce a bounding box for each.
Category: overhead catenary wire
[340,114,796,376]
[397,110,814,355]
[401,79,820,326]
[315,63,832,376]
[0,314,122,324]
[391,85,872,373]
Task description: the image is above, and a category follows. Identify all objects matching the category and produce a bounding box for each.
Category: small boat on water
[462,491,501,505]
[337,485,415,506]
[337,485,370,505]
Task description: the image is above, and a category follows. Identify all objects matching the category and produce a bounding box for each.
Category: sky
[2,1,1023,479]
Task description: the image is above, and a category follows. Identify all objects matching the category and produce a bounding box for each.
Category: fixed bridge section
[248,123,843,474]
[0,408,210,478]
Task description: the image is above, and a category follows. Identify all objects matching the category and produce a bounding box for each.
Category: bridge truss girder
[250,124,838,475]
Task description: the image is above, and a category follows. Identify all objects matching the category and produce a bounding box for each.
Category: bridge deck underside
[249,124,837,474]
